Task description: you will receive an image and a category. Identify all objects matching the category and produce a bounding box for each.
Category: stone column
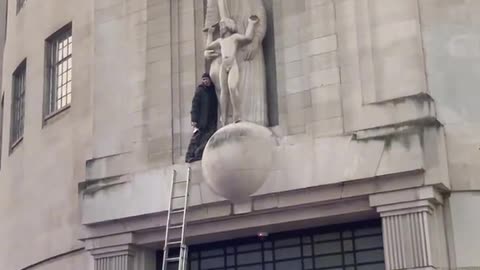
[92,245,135,270]
[369,186,450,270]
[86,234,156,270]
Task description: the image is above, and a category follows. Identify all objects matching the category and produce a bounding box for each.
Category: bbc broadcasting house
[0,0,479,270]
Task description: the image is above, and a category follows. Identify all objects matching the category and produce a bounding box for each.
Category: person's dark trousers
[185,126,216,163]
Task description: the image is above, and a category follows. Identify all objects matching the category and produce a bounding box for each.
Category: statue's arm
[234,16,258,43]
[244,1,267,60]
[206,39,221,50]
[252,1,267,43]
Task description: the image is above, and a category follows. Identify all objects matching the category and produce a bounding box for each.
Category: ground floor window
[158,220,384,270]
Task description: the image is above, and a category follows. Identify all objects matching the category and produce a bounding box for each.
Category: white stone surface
[448,192,480,268]
[202,122,275,202]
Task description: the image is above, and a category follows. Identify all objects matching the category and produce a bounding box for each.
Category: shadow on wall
[263,0,279,126]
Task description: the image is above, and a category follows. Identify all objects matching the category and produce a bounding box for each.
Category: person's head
[219,18,236,37]
[201,73,211,86]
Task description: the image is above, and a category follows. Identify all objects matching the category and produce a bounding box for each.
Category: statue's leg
[219,64,230,126]
[209,58,221,100]
[228,61,241,123]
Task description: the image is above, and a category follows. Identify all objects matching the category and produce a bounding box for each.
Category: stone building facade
[0,0,479,270]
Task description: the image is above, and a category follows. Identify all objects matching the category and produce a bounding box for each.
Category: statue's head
[219,18,237,37]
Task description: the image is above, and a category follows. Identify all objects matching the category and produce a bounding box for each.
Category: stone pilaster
[370,186,449,270]
[92,245,135,270]
[86,233,156,270]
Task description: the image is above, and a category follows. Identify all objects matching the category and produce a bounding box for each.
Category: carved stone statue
[205,0,268,126]
[205,16,259,124]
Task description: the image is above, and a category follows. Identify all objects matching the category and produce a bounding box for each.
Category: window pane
[226,255,234,266]
[201,249,223,257]
[344,253,354,265]
[354,227,382,237]
[200,257,223,269]
[314,254,342,268]
[62,73,68,85]
[342,231,353,238]
[355,235,383,250]
[302,245,312,256]
[357,263,385,270]
[67,82,72,94]
[237,243,261,252]
[275,246,301,260]
[303,258,313,270]
[238,265,261,270]
[275,259,301,270]
[63,47,69,59]
[356,249,384,264]
[236,252,261,265]
[189,260,198,270]
[314,241,341,255]
[264,250,273,262]
[314,232,340,242]
[275,237,300,247]
[343,240,353,251]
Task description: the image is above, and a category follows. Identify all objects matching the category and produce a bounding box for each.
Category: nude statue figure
[204,15,259,125]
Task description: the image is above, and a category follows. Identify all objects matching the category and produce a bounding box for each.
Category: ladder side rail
[162,169,177,270]
[180,167,191,246]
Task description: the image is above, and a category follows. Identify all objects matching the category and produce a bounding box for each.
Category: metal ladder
[162,167,191,270]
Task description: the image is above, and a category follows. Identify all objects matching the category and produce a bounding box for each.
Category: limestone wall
[419,0,480,268]
[0,0,93,269]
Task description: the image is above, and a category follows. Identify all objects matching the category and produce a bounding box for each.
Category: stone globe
[202,122,275,202]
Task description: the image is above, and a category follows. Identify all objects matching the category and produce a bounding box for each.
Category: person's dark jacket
[190,84,218,130]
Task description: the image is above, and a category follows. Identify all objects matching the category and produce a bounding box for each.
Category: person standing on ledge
[185,73,219,163]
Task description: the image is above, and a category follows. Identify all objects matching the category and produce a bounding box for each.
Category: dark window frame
[10,59,26,151]
[157,220,385,270]
[43,23,72,122]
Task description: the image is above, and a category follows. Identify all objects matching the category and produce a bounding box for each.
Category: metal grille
[10,61,26,148]
[45,26,72,117]
[16,0,26,14]
[158,221,385,270]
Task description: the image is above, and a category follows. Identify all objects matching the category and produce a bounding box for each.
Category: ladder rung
[174,180,187,184]
[171,208,185,214]
[168,240,182,246]
[169,224,183,229]
[172,195,186,199]
[166,257,180,262]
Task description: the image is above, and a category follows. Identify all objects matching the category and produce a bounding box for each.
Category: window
[10,60,26,149]
[45,24,72,118]
[16,0,26,14]
[157,221,385,270]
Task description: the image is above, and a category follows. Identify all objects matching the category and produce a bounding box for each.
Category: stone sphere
[202,122,275,202]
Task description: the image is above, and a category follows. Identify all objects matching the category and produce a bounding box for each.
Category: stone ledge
[80,172,424,241]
